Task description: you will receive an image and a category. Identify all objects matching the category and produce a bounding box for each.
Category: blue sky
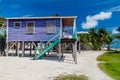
[0,0,120,34]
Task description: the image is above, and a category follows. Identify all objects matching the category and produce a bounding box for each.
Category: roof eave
[6,16,77,20]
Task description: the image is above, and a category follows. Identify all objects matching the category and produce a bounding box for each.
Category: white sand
[0,51,112,80]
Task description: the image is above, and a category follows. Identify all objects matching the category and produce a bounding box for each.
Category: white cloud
[108,5,120,12]
[22,14,33,17]
[81,12,112,29]
[11,4,20,8]
[112,29,119,34]
[77,31,89,34]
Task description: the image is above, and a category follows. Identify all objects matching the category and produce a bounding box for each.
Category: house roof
[6,16,77,20]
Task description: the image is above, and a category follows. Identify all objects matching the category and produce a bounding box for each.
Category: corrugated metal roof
[6,16,77,20]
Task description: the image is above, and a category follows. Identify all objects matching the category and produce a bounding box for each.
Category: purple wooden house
[6,16,78,63]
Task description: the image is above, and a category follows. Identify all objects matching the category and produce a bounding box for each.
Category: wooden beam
[0,52,1,56]
[58,43,62,62]
[22,41,24,57]
[17,41,20,57]
[15,41,18,56]
[78,41,81,53]
[30,42,32,56]
[6,42,9,56]
[75,41,77,63]
[72,41,77,63]
[12,42,15,56]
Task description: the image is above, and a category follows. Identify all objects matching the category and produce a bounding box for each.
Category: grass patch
[97,51,120,80]
[54,74,88,80]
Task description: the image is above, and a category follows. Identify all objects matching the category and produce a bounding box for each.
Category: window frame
[26,21,35,34]
[14,22,21,28]
[46,20,56,34]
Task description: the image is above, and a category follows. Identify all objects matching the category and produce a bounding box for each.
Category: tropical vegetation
[78,27,113,50]
[117,26,120,32]
[97,51,120,80]
[0,16,6,27]
[0,16,6,38]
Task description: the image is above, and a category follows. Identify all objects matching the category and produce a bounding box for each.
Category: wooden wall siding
[62,18,74,26]
[8,18,60,42]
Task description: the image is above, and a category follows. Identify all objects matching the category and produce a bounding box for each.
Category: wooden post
[79,41,81,53]
[12,42,15,56]
[0,52,1,56]
[16,41,18,56]
[30,42,32,56]
[75,41,77,63]
[72,41,77,63]
[58,43,62,62]
[22,41,24,57]
[61,43,63,57]
[6,42,9,56]
[47,43,49,55]
[17,41,20,57]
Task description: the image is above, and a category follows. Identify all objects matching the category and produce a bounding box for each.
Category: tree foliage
[0,16,6,27]
[89,27,113,50]
[78,27,113,50]
[117,26,120,32]
[115,34,120,39]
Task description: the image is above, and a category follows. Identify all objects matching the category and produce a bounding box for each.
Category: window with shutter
[26,21,34,34]
[14,22,21,28]
[46,21,56,34]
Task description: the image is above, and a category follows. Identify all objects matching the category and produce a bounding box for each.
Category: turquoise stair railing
[34,33,60,60]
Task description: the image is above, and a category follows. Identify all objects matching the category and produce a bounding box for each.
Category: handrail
[35,33,60,53]
[72,27,77,40]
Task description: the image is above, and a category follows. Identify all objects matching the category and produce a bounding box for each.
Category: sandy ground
[0,51,112,80]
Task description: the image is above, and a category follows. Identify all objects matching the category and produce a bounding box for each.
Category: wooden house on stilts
[6,16,78,63]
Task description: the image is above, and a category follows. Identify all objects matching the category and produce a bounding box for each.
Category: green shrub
[54,74,88,80]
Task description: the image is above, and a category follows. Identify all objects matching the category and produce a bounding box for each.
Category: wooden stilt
[12,42,15,56]
[47,43,49,55]
[24,42,25,56]
[61,43,63,57]
[30,42,32,56]
[17,41,20,57]
[22,41,24,57]
[6,42,9,56]
[15,41,18,56]
[58,43,61,62]
[0,52,1,56]
[72,43,74,60]
[79,41,80,53]
[75,41,77,63]
[72,41,77,63]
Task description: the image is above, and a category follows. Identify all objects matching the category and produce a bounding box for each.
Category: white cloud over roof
[112,29,119,34]
[108,5,120,12]
[81,12,112,29]
[77,31,89,34]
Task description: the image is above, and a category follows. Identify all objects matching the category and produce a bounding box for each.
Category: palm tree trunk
[107,44,110,50]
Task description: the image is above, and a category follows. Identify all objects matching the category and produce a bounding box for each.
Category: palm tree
[0,16,6,27]
[88,27,113,50]
[105,34,113,50]
[115,34,120,39]
[89,28,100,50]
[97,27,108,45]
[117,26,120,32]
[97,27,113,50]
[79,33,88,50]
